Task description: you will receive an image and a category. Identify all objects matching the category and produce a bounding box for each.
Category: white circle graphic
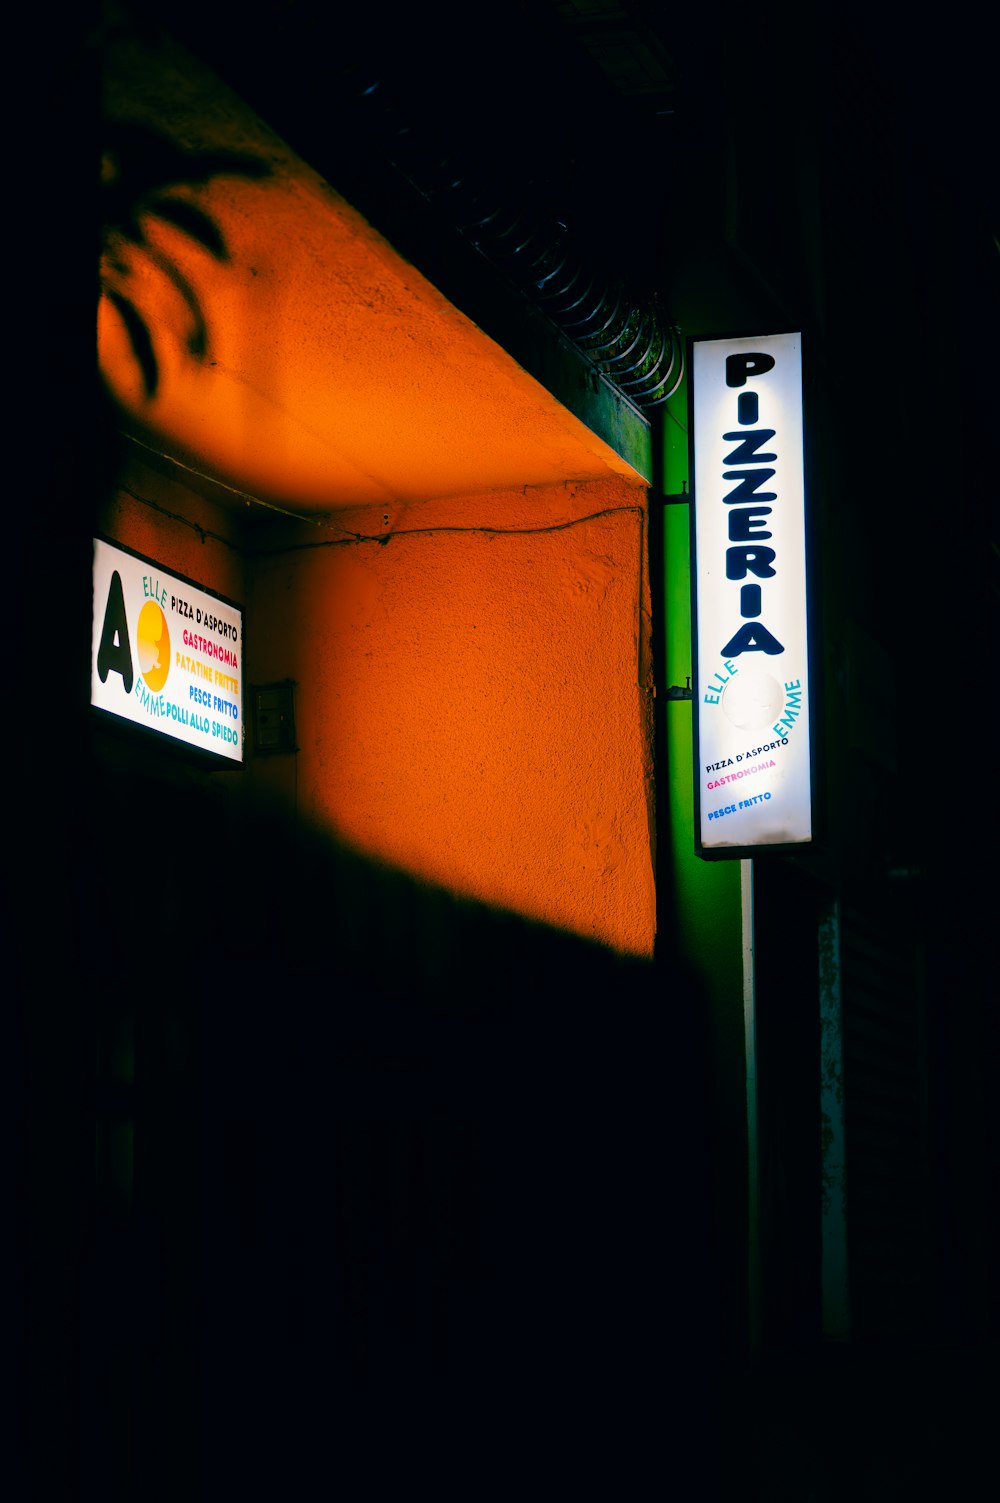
[722,669,783,732]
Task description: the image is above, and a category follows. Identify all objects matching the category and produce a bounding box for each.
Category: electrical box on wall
[251,681,297,754]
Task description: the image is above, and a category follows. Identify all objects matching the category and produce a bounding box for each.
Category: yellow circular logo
[136,600,170,692]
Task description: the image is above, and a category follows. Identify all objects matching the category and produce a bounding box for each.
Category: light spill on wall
[97,23,656,955]
[250,479,656,956]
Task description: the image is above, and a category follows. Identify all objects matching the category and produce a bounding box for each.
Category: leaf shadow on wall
[100,120,270,400]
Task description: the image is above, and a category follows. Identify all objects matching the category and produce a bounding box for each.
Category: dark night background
[14,3,998,1498]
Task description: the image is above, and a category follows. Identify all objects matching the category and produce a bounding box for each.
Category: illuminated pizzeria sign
[91,537,244,764]
[690,332,811,854]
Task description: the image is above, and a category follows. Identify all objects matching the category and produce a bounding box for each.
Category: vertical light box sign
[92,538,244,764]
[691,333,811,853]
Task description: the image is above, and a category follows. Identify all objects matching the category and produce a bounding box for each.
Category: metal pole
[819,897,850,1339]
[742,857,761,1352]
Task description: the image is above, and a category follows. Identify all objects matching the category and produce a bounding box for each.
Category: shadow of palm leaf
[101,120,271,399]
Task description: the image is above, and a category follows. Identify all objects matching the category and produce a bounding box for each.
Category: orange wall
[98,453,248,626]
[248,477,656,955]
[96,460,655,955]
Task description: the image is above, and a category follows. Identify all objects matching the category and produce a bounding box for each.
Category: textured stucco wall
[97,453,248,619]
[249,477,655,954]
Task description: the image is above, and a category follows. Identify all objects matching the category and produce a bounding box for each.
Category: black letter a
[720,621,785,657]
[97,570,134,692]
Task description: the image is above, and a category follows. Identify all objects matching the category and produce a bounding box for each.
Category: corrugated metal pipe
[337,69,684,411]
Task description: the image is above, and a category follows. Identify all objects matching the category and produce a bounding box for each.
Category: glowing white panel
[691,333,811,853]
[92,538,244,764]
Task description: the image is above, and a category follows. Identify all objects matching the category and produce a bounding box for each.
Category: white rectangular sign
[691,333,811,852]
[92,538,244,764]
